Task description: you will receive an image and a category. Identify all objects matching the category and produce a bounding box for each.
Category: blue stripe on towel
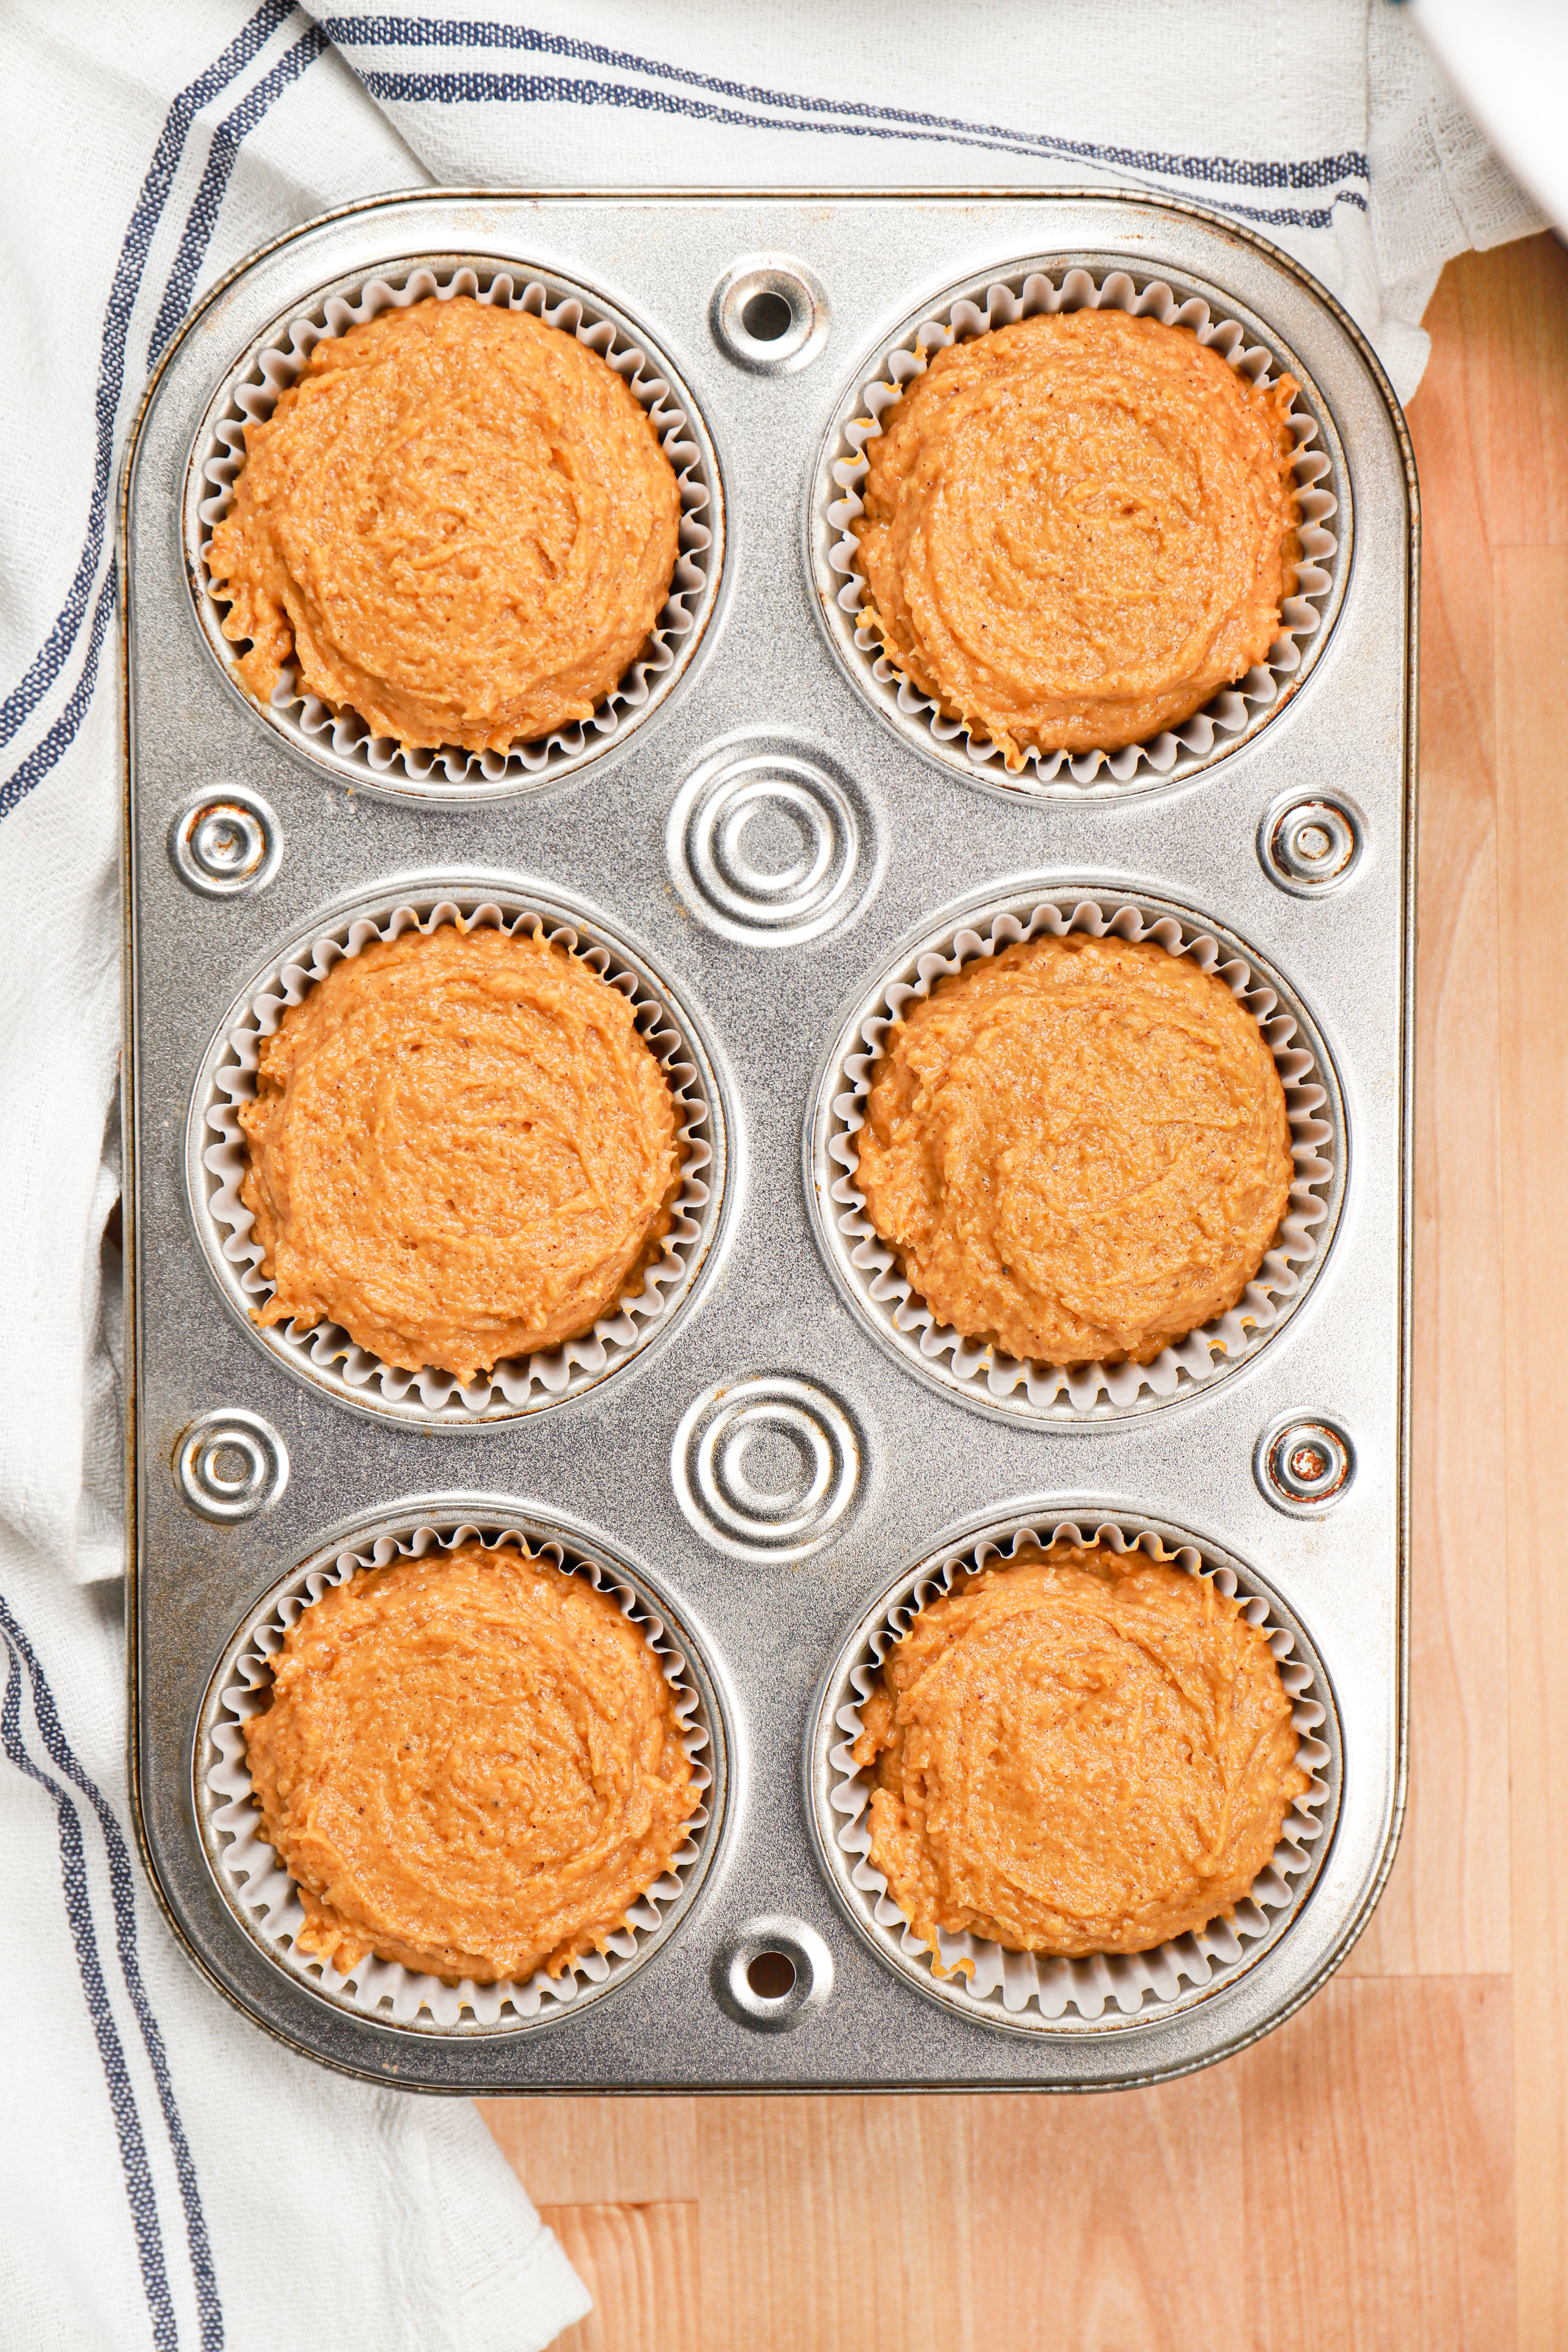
[0,1596,226,2347]
[320,14,1369,199]
[150,24,331,364]
[0,1608,179,2349]
[349,61,1368,226]
[0,13,328,824]
[0,570,118,822]
[0,1595,224,2348]
[0,0,295,755]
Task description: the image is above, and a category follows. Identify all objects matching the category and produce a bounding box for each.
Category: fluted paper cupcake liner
[809,888,1342,1423]
[187,260,720,795]
[187,885,724,1424]
[812,261,1344,795]
[201,1517,719,2032]
[820,1513,1337,2030]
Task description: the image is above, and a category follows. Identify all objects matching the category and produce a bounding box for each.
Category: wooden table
[479,236,1568,2352]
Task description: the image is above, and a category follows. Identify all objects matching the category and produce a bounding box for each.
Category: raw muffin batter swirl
[853,308,1301,764]
[852,1543,1310,1959]
[207,295,681,751]
[854,933,1292,1366]
[239,923,683,1383]
[245,1542,701,1984]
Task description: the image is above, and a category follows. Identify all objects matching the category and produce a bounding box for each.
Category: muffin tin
[120,190,1414,2093]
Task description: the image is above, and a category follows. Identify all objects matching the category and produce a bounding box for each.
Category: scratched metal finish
[120,190,1415,2093]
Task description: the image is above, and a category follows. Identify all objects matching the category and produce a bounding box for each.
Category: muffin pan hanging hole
[710,253,831,374]
[809,1506,1341,2035]
[185,880,731,1426]
[198,1505,727,2035]
[805,883,1346,1426]
[714,1917,836,2030]
[184,257,724,804]
[807,257,1349,799]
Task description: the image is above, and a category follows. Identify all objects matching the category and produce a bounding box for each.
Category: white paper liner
[203,1521,716,2030]
[821,891,1340,1419]
[190,260,718,792]
[825,1516,1335,2026]
[193,890,720,1422]
[817,263,1343,793]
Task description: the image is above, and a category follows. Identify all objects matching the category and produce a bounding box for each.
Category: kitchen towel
[0,4,1542,2346]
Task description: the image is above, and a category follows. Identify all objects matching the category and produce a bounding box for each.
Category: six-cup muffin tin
[120,190,1414,2092]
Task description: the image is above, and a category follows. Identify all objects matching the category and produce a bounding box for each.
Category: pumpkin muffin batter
[853,308,1301,765]
[245,1542,700,1984]
[206,294,681,751]
[239,923,683,1383]
[854,933,1292,1366]
[852,1543,1310,1959]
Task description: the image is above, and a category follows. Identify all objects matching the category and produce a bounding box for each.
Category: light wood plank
[969,2069,1243,2349]
[1493,542,1568,2350]
[477,2097,698,2205]
[1242,1977,1514,2350]
[1485,237,1568,549]
[1344,250,1512,1977]
[695,2095,974,2352]
[538,2202,697,2352]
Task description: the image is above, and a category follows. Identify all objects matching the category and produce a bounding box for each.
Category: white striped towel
[0,5,1543,2346]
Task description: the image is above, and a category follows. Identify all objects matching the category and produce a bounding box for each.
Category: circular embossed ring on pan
[175,1408,289,1522]
[185,259,723,804]
[672,1376,861,1561]
[168,784,283,899]
[185,879,732,1427]
[666,732,882,946]
[804,882,1346,1425]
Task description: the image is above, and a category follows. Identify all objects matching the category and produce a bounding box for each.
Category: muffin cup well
[200,1514,722,2033]
[804,887,1343,1424]
[814,1511,1337,2032]
[809,261,1345,797]
[187,884,727,1425]
[186,260,721,799]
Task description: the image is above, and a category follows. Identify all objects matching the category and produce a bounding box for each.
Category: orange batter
[853,1543,1309,1959]
[207,295,681,750]
[245,1542,700,1984]
[239,924,683,1383]
[853,308,1300,764]
[854,934,1291,1366]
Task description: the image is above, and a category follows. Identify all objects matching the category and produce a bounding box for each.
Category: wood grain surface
[481,235,1568,2352]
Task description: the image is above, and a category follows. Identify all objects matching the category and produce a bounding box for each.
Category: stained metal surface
[121,188,1415,2093]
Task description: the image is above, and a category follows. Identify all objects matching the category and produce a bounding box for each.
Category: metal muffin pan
[121,189,1414,2093]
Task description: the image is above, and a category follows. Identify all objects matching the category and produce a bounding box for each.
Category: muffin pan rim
[180,251,727,807]
[182,870,736,1427]
[192,1493,735,2040]
[124,186,1412,2094]
[804,248,1353,803]
[805,1497,1343,2038]
[803,874,1349,1426]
